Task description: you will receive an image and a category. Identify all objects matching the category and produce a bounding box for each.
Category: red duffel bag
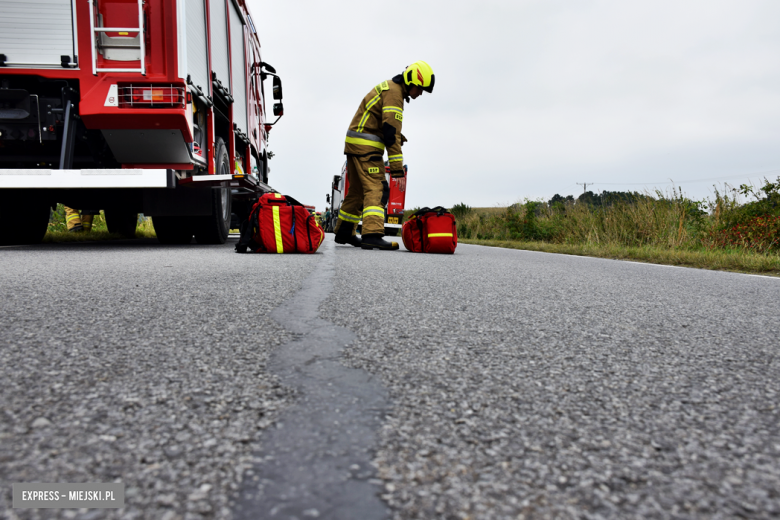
[402,206,458,254]
[235,193,324,254]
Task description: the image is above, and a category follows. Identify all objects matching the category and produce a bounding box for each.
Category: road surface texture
[1,237,779,520]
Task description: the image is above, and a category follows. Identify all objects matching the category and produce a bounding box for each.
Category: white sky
[247,0,780,211]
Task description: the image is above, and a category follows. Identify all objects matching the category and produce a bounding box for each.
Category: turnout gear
[361,233,399,251]
[64,206,98,232]
[334,155,387,236]
[344,78,407,178]
[65,206,82,232]
[403,61,435,93]
[338,62,432,244]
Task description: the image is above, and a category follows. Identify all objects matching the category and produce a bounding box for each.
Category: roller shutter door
[0,0,76,68]
[229,4,248,134]
[185,0,210,92]
[209,0,231,89]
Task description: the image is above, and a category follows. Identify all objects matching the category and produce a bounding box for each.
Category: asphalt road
[1,236,779,520]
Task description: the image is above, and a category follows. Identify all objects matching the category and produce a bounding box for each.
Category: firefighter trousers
[335,155,388,236]
[64,206,96,231]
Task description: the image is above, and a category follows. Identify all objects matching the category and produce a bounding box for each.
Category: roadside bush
[449,202,473,220]
[456,178,780,255]
[706,215,780,253]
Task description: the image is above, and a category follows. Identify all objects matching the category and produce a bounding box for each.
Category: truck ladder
[88,0,146,75]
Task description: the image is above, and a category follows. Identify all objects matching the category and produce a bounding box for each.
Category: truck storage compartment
[209,0,231,91]
[229,1,248,134]
[184,0,210,94]
[0,0,77,68]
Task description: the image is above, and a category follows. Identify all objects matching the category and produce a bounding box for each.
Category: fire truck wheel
[385,227,399,237]
[0,192,50,245]
[193,137,232,244]
[105,208,138,238]
[153,216,194,244]
[193,187,232,244]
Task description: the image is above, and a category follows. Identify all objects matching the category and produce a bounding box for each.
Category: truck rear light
[117,84,185,108]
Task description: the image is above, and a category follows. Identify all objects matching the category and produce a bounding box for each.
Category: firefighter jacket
[344,77,407,178]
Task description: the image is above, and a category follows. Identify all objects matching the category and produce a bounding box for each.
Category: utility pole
[576,182,593,194]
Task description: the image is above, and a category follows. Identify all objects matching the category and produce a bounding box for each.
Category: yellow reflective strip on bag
[273,193,281,198]
[427,233,453,238]
[344,136,385,150]
[272,206,284,253]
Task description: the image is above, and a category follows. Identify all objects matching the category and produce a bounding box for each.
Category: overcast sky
[246,0,780,211]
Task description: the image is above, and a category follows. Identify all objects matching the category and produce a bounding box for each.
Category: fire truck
[326,162,407,236]
[0,0,284,245]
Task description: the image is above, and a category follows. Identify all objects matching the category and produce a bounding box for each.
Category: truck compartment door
[229,2,248,134]
[209,0,231,90]
[184,0,210,94]
[0,0,77,68]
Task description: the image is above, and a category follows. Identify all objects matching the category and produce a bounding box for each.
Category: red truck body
[0,0,284,244]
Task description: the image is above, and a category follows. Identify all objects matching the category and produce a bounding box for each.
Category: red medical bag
[235,193,324,254]
[401,206,458,254]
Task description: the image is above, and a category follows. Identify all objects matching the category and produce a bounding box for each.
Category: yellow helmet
[403,61,435,93]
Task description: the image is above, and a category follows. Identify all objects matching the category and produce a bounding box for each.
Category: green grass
[44,205,156,242]
[459,238,780,276]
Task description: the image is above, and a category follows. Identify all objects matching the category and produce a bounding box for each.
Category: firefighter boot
[360,234,399,251]
[334,222,361,247]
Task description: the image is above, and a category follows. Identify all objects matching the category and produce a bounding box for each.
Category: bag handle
[411,206,449,218]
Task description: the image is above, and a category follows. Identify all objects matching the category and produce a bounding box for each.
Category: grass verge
[43,227,156,243]
[459,238,780,276]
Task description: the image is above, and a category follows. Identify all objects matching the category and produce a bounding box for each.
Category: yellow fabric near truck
[65,206,82,230]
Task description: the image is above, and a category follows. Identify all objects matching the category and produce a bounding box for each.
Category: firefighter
[334,61,434,250]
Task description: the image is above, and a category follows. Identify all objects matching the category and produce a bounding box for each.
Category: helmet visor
[423,74,435,94]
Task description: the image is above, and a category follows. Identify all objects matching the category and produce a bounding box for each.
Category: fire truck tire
[105,209,138,238]
[153,216,193,244]
[385,227,399,237]
[193,137,232,244]
[0,192,50,245]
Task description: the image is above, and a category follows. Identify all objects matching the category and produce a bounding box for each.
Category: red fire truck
[326,162,408,236]
[0,0,284,245]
